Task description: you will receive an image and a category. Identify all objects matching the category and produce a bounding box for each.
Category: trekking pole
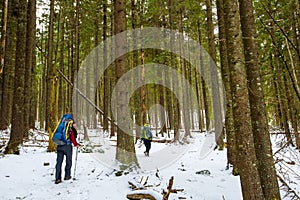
[73,147,79,180]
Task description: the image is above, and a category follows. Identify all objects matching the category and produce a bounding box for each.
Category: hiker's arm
[70,128,79,146]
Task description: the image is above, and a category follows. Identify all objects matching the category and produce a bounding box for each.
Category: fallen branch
[127,176,185,200]
[128,180,145,190]
[162,176,174,200]
[127,191,158,200]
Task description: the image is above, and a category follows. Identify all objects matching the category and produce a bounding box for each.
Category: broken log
[127,193,157,200]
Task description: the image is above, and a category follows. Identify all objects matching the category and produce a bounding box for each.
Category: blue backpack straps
[146,127,153,139]
[142,124,152,140]
[52,114,73,145]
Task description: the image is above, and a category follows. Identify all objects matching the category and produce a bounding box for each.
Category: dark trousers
[143,139,151,153]
[55,144,73,180]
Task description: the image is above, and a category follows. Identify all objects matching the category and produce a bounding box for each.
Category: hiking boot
[64,176,72,180]
[55,179,62,184]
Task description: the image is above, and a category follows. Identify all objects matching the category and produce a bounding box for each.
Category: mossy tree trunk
[223,0,265,198]
[216,0,237,171]
[239,0,281,198]
[5,0,27,154]
[114,0,138,166]
[46,0,57,152]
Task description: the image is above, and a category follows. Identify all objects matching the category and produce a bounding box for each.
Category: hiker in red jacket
[55,121,80,184]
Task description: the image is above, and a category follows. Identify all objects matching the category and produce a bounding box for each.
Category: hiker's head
[63,113,73,120]
[144,123,149,127]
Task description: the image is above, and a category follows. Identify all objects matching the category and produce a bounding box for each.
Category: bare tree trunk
[131,0,142,141]
[160,17,168,135]
[0,0,7,75]
[178,8,191,140]
[196,21,205,132]
[103,0,109,132]
[24,0,36,138]
[239,0,280,198]
[0,0,14,130]
[196,20,210,132]
[46,0,57,152]
[30,38,37,129]
[74,0,80,123]
[168,0,180,141]
[58,3,65,117]
[5,0,27,154]
[216,0,237,171]
[223,0,264,198]
[290,3,300,148]
[206,0,223,148]
[268,4,292,144]
[139,0,147,125]
[114,0,138,166]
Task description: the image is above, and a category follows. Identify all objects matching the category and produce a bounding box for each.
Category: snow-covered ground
[0,129,299,200]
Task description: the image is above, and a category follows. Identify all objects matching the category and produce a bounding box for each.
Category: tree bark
[216,0,237,171]
[0,0,15,130]
[196,20,210,132]
[46,0,57,152]
[103,0,109,132]
[238,0,280,198]
[0,0,7,75]
[179,8,191,140]
[5,0,27,154]
[24,0,36,137]
[206,0,223,148]
[223,0,264,198]
[114,0,138,166]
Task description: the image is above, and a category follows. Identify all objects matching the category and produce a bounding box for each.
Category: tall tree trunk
[74,0,80,123]
[30,25,37,129]
[223,0,264,198]
[216,0,237,172]
[206,0,223,148]
[139,0,147,124]
[0,0,7,75]
[160,17,168,135]
[168,0,180,140]
[268,4,292,144]
[131,0,142,140]
[0,0,15,130]
[110,7,116,137]
[58,4,65,117]
[46,0,57,152]
[39,26,47,127]
[179,8,191,140]
[0,0,7,117]
[24,0,36,138]
[196,20,210,132]
[290,2,300,149]
[5,0,27,154]
[103,0,109,132]
[114,0,138,166]
[238,0,280,198]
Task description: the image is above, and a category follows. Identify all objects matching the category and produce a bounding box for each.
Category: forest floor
[0,128,299,200]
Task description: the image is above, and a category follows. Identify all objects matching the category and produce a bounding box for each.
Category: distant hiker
[52,114,80,184]
[141,123,153,156]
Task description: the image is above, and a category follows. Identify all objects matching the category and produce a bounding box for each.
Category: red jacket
[70,127,79,146]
